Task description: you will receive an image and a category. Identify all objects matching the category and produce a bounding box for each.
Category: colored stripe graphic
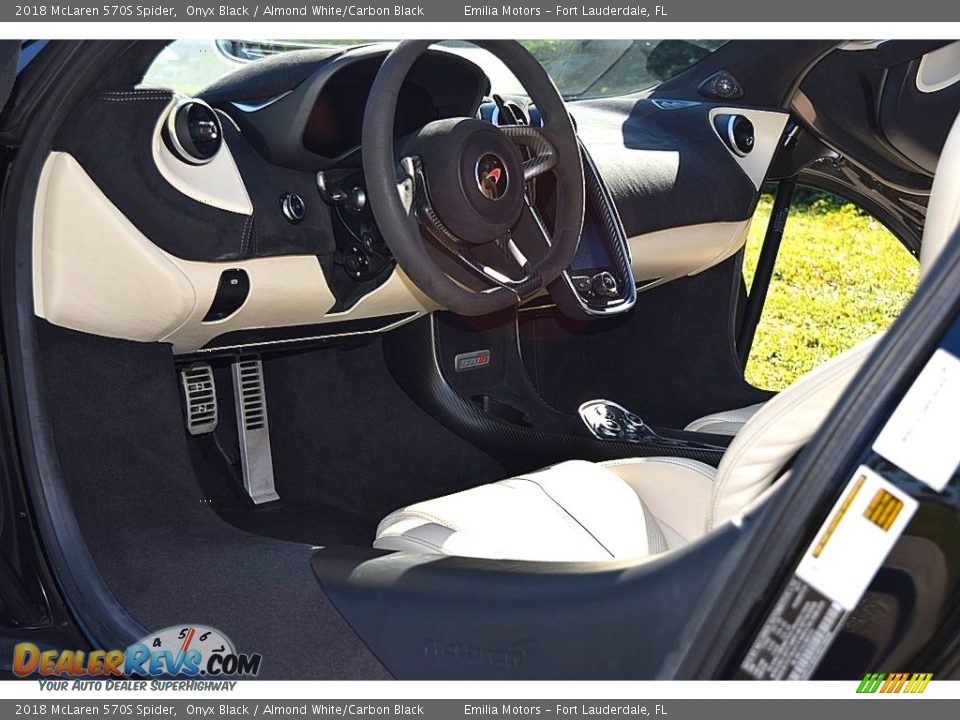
[864,489,904,531]
[857,672,886,693]
[858,672,932,693]
[814,474,866,558]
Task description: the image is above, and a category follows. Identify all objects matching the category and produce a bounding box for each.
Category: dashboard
[301,57,442,159]
[205,46,489,169]
[33,43,788,355]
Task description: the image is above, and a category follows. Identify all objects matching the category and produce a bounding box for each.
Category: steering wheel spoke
[464,235,544,300]
[501,125,558,181]
[515,197,553,250]
[403,154,544,300]
[395,156,418,216]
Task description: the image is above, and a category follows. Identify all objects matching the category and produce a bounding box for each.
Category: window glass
[743,187,919,391]
[141,39,727,99]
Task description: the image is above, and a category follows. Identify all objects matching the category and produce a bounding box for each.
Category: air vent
[164,98,223,165]
[180,364,218,435]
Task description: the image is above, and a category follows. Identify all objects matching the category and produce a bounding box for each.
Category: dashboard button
[281,193,306,223]
[343,244,370,279]
[202,269,249,322]
[572,275,592,294]
[592,271,619,298]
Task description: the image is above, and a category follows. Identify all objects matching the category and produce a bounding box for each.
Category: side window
[742,186,920,391]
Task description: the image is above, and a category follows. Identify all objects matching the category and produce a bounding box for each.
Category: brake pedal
[180,364,218,435]
[232,356,280,505]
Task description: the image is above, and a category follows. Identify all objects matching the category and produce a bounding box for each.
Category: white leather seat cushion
[684,403,765,436]
[601,458,716,546]
[374,459,682,561]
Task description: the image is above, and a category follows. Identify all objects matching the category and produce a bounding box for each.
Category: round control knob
[281,193,306,223]
[165,99,222,164]
[592,271,619,299]
[349,187,367,212]
[597,418,622,438]
[625,412,644,428]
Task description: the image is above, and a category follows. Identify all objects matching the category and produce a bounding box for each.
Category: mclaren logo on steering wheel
[476,153,509,200]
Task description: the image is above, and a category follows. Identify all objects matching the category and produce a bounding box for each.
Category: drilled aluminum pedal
[232,356,280,505]
[180,364,218,435]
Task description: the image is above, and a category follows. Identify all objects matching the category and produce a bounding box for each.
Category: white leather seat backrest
[707,336,877,530]
[707,110,960,531]
[921,111,960,278]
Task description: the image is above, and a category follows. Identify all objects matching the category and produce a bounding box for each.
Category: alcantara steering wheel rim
[362,40,585,316]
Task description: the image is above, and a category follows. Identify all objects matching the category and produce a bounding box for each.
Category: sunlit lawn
[742,195,919,390]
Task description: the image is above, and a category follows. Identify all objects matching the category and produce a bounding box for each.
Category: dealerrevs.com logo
[13,625,262,678]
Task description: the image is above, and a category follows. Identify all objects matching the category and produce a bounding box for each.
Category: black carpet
[187,431,374,546]
[36,321,391,679]
[261,337,508,525]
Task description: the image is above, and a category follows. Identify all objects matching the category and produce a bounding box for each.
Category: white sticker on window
[796,465,917,611]
[872,348,960,492]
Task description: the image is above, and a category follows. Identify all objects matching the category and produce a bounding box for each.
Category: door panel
[880,41,960,175]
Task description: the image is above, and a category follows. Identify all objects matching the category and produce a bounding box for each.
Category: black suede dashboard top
[52,88,337,263]
[573,97,763,238]
[51,84,769,264]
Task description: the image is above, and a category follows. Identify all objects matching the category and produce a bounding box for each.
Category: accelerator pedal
[180,364,218,435]
[232,356,280,505]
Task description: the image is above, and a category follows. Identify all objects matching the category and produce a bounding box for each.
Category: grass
[742,195,920,391]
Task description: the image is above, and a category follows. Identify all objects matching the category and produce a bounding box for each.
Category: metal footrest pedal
[231,356,280,505]
[180,364,219,436]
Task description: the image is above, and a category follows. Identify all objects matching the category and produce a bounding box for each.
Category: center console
[374,112,726,468]
[383,311,731,472]
[579,399,649,441]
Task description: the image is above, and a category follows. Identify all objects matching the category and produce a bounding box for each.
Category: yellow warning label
[797,465,918,611]
[864,489,905,531]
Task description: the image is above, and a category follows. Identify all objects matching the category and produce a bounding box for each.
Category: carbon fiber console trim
[383,314,727,470]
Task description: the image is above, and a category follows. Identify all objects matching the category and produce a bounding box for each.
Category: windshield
[142,39,726,100]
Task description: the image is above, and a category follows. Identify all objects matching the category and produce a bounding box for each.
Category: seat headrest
[920,110,960,278]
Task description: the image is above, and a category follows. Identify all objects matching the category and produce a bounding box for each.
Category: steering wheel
[362,41,585,316]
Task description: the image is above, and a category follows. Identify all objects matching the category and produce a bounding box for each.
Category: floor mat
[260,336,508,524]
[220,502,374,546]
[36,321,391,679]
[188,434,377,546]
[181,336,509,545]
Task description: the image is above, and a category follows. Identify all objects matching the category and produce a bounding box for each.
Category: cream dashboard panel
[628,220,752,289]
[33,152,435,355]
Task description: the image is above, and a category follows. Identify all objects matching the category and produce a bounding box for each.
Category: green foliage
[743,195,919,390]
